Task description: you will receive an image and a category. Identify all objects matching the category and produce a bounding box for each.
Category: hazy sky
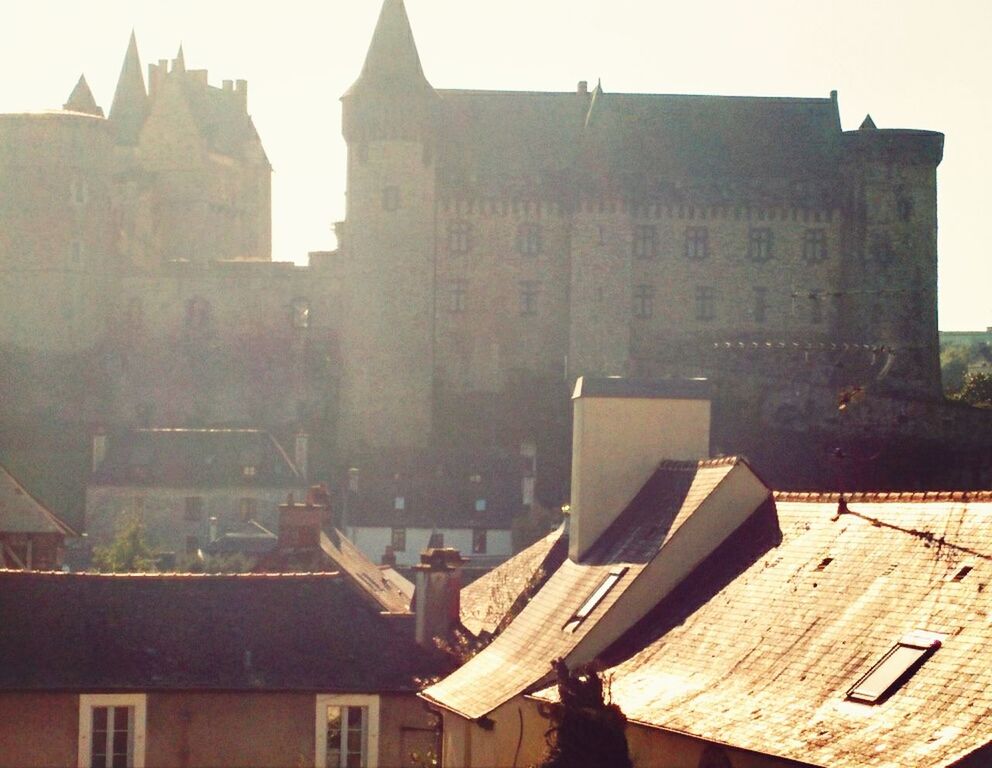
[2,1,989,330]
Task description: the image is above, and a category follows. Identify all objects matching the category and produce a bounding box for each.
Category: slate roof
[0,570,441,692]
[90,429,301,488]
[345,450,520,529]
[178,75,268,163]
[0,464,76,536]
[422,458,753,719]
[435,88,841,197]
[533,493,992,768]
[460,525,567,638]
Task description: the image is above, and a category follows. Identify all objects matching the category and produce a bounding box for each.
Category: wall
[0,691,434,768]
[84,485,300,554]
[349,525,512,567]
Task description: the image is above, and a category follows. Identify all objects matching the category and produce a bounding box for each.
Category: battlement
[147,56,249,112]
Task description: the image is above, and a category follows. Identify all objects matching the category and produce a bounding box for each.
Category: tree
[539,659,632,768]
[92,513,156,572]
[957,371,992,407]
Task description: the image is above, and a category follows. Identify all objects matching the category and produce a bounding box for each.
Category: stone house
[423,377,992,767]
[85,428,305,559]
[0,567,447,768]
[0,463,76,570]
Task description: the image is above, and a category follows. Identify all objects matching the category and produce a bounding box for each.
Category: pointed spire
[109,30,149,145]
[860,114,877,131]
[64,74,103,117]
[173,44,186,73]
[346,0,433,96]
[584,79,605,129]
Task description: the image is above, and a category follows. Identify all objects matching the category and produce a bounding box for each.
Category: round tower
[337,0,440,454]
[840,118,944,397]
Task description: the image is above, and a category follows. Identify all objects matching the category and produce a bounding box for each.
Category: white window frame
[315,694,380,768]
[78,693,147,768]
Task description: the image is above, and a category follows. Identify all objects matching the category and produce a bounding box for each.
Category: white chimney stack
[569,377,711,561]
[92,429,108,474]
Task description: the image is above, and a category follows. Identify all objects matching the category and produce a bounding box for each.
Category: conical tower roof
[109,30,149,144]
[64,74,103,117]
[344,0,433,97]
[860,114,877,131]
[173,44,186,73]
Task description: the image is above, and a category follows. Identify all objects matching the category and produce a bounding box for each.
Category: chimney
[294,432,309,480]
[569,376,711,561]
[235,79,248,110]
[277,487,327,550]
[577,80,589,95]
[92,429,108,474]
[381,545,397,568]
[412,547,465,648]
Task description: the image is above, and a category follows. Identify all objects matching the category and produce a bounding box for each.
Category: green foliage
[956,372,992,407]
[539,660,632,768]
[941,345,971,394]
[93,513,156,573]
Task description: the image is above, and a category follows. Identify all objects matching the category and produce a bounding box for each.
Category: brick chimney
[277,485,330,550]
[412,547,465,648]
[569,377,711,561]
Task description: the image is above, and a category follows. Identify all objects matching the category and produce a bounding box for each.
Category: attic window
[563,566,629,634]
[846,630,943,704]
[815,557,833,571]
[243,465,256,478]
[953,565,973,582]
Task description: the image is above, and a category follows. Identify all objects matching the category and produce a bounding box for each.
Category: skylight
[847,630,943,704]
[563,566,628,634]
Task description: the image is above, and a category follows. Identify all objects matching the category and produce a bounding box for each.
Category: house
[85,428,305,560]
[422,377,992,767]
[0,463,76,569]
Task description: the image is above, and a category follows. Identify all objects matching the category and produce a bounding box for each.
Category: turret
[840,117,944,396]
[337,0,439,453]
[64,75,103,117]
[108,31,149,145]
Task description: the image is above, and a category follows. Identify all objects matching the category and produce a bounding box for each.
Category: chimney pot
[412,547,465,647]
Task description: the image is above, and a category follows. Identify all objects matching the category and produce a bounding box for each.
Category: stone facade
[1,2,988,534]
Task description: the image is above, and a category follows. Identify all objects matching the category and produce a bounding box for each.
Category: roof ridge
[773,490,992,503]
[655,456,742,471]
[0,569,344,579]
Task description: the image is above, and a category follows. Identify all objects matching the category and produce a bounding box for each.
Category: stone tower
[337,0,439,453]
[840,117,943,395]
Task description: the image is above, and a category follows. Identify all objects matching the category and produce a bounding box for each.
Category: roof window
[846,630,943,704]
[563,566,628,634]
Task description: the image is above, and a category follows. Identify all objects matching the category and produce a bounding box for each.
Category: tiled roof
[541,497,992,768]
[0,464,76,535]
[460,525,567,637]
[422,459,750,719]
[0,570,442,692]
[90,429,301,488]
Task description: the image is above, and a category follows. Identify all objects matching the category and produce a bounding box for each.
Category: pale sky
[2,1,990,330]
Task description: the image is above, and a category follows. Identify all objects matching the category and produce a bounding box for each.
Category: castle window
[448,280,467,313]
[185,297,211,329]
[472,529,488,554]
[633,285,655,319]
[897,197,914,222]
[684,227,708,260]
[696,286,716,321]
[633,225,658,259]
[871,233,894,265]
[748,227,773,262]
[292,299,311,329]
[516,223,542,255]
[803,229,828,264]
[448,220,471,254]
[394,496,405,511]
[69,240,84,267]
[70,178,88,206]
[382,186,400,212]
[184,496,203,522]
[809,292,823,324]
[753,287,768,323]
[519,281,540,315]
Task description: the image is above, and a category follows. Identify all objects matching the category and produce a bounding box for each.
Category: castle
[1,0,988,531]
